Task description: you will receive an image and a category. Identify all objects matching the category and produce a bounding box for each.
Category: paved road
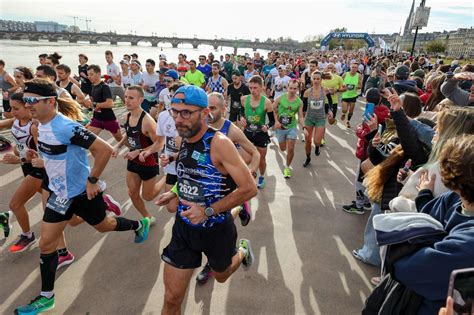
[0,103,378,314]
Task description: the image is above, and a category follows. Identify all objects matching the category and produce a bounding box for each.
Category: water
[0,39,269,73]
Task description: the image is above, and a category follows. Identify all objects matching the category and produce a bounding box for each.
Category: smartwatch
[204,206,215,217]
[87,176,99,184]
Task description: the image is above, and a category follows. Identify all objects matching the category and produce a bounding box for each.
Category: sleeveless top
[57,81,76,100]
[11,119,36,159]
[121,71,134,88]
[0,72,13,92]
[219,119,240,149]
[176,128,236,228]
[244,95,267,133]
[306,87,326,121]
[124,111,157,166]
[278,94,302,129]
[208,75,225,93]
[342,72,360,99]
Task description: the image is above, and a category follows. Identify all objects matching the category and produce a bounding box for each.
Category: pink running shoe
[57,252,75,270]
[103,194,122,216]
[238,201,251,226]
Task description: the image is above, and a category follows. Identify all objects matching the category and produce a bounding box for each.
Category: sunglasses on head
[22,96,54,104]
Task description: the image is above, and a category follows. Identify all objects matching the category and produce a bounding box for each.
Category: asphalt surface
[0,102,379,314]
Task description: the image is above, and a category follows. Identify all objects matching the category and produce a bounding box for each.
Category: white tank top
[121,71,134,88]
[11,119,35,159]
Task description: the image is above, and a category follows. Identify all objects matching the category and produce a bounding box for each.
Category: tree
[330,27,348,33]
[426,40,446,54]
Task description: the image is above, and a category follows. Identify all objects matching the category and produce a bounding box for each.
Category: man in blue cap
[157,85,257,314]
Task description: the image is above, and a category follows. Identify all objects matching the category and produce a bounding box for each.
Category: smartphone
[448,268,474,315]
[364,103,375,120]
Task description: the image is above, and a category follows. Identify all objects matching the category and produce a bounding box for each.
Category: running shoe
[314,146,321,156]
[303,156,311,167]
[321,138,326,146]
[340,114,346,122]
[283,167,291,179]
[15,295,55,314]
[196,262,213,285]
[352,249,363,261]
[134,217,150,244]
[9,233,36,253]
[363,203,372,211]
[239,239,254,271]
[238,201,251,227]
[257,176,265,189]
[149,216,157,226]
[342,201,365,215]
[371,276,381,286]
[103,194,122,216]
[346,121,351,128]
[0,211,12,238]
[57,252,75,270]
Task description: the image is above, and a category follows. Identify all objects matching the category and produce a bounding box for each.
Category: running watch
[87,176,99,184]
[204,206,215,217]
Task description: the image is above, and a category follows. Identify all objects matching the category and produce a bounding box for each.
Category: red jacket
[355,105,390,160]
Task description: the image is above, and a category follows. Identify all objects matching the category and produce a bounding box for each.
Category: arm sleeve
[440,79,471,106]
[391,109,427,166]
[302,96,308,109]
[69,124,97,149]
[267,111,275,128]
[326,93,333,106]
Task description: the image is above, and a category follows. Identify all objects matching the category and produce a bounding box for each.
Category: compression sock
[40,252,58,292]
[114,217,140,231]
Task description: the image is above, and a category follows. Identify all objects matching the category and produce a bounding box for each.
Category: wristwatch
[87,176,99,184]
[204,206,215,217]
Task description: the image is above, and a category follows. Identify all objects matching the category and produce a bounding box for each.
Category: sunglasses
[22,96,54,104]
[164,78,174,83]
[169,107,202,119]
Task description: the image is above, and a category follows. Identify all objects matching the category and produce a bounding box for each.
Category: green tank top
[342,72,360,99]
[278,94,302,129]
[244,95,267,132]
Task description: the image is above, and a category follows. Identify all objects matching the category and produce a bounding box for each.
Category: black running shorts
[127,161,159,181]
[162,214,237,272]
[43,191,107,226]
[243,130,270,148]
[165,173,177,186]
[21,163,45,179]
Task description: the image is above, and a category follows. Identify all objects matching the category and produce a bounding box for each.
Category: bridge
[0,30,299,53]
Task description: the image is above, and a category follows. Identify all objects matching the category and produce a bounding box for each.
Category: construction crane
[64,15,79,27]
[78,18,92,33]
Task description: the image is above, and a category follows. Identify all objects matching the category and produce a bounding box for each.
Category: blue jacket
[393,191,474,315]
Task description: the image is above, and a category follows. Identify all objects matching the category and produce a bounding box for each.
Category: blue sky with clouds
[1,0,472,40]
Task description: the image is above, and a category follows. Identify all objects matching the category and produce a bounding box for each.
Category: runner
[243,60,257,84]
[130,60,143,85]
[272,65,291,99]
[206,62,229,94]
[197,55,212,82]
[158,69,179,112]
[35,65,72,99]
[321,62,346,125]
[0,59,19,119]
[56,64,85,105]
[104,50,125,103]
[85,64,123,142]
[341,62,362,128]
[240,75,275,188]
[15,79,150,315]
[140,59,160,113]
[155,85,257,314]
[299,59,318,115]
[77,54,92,96]
[226,70,250,122]
[112,86,160,223]
[119,59,134,89]
[185,60,206,88]
[302,71,333,167]
[273,80,306,178]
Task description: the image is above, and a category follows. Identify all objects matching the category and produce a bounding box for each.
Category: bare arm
[5,73,19,94]
[0,117,14,129]
[97,98,114,109]
[72,84,85,105]
[230,124,260,174]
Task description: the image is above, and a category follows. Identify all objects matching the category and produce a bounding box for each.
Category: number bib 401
[46,192,73,215]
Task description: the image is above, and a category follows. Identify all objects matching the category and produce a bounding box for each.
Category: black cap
[157,67,169,74]
[395,65,410,79]
[366,88,381,104]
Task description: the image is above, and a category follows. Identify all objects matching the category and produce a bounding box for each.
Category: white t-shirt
[319,62,328,70]
[273,75,291,98]
[158,87,171,110]
[106,63,120,87]
[131,71,142,85]
[121,71,133,88]
[156,110,178,175]
[141,72,160,101]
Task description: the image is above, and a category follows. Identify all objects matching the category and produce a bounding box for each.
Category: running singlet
[176,128,236,228]
[208,76,225,93]
[244,95,267,132]
[56,81,76,100]
[219,119,240,149]
[37,113,96,199]
[11,119,36,159]
[306,87,326,121]
[342,72,359,99]
[124,111,157,167]
[121,71,133,88]
[156,109,178,175]
[278,94,302,129]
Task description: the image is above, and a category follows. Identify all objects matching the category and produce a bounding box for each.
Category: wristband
[170,183,178,195]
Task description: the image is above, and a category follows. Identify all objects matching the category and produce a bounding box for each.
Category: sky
[1,0,473,41]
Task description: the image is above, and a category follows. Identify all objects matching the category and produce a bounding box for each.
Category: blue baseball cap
[171,85,208,108]
[165,69,179,80]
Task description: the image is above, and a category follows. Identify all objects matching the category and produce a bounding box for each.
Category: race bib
[310,100,324,110]
[123,83,131,88]
[166,136,179,153]
[47,192,73,215]
[178,179,205,204]
[147,86,156,93]
[347,84,355,90]
[279,116,292,126]
[127,136,140,150]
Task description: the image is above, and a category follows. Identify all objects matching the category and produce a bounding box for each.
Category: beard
[176,120,202,138]
[207,111,220,124]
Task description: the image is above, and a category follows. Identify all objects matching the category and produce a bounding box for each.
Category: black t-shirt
[227,83,250,111]
[90,81,116,121]
[78,64,92,95]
